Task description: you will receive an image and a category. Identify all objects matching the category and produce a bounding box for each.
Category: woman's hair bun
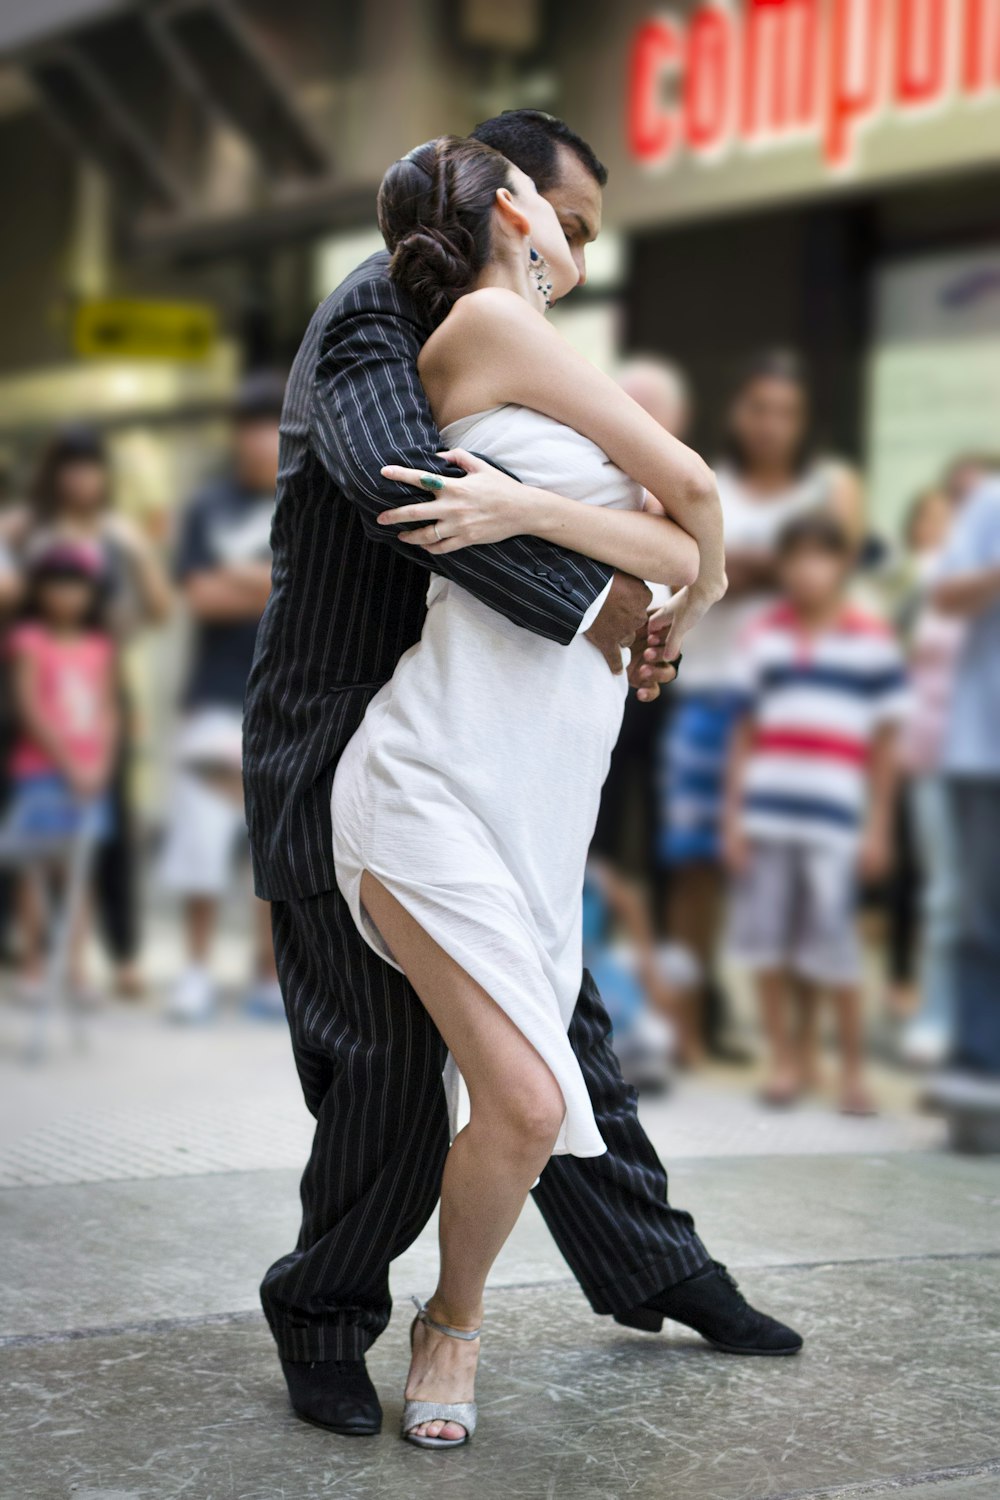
[377,136,512,324]
[388,224,478,325]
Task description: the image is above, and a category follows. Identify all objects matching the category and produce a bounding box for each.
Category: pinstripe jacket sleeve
[310,270,614,647]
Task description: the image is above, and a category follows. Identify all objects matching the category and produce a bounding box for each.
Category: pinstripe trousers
[261,885,710,1362]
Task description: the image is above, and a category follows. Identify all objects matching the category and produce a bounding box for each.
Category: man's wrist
[578,576,615,636]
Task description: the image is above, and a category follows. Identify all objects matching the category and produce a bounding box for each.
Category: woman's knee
[482,1063,565,1161]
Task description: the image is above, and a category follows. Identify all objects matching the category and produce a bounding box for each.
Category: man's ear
[494,187,531,239]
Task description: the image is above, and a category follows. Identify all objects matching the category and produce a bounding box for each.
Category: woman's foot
[114,962,147,1001]
[839,1077,878,1116]
[404,1298,481,1444]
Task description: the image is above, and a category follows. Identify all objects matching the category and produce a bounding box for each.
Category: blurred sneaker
[167,965,217,1024]
[10,974,46,1009]
[900,1023,950,1068]
[242,978,285,1022]
[618,1007,675,1094]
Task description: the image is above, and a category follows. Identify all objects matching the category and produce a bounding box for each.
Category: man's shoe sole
[293,1408,382,1437]
[703,1336,803,1356]
[614,1308,803,1356]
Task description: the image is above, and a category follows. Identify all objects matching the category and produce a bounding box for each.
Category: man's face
[540,144,603,292]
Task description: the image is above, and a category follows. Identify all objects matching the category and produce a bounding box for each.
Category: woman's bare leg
[360,871,565,1441]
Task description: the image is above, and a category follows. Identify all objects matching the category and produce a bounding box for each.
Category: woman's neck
[738,461,799,495]
[472,249,544,313]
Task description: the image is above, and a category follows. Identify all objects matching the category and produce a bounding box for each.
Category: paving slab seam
[733,1249,1000,1273]
[0,1306,266,1349]
[757,1456,1000,1499]
[4,1247,1000,1350]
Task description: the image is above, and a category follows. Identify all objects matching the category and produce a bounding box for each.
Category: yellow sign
[74,300,217,361]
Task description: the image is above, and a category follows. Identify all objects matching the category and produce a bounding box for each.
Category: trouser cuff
[263,1308,380,1362]
[581,1235,712,1317]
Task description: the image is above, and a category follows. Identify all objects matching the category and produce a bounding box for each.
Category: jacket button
[535,565,551,578]
[558,577,573,595]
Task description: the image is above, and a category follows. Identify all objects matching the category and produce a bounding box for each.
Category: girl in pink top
[6,540,119,993]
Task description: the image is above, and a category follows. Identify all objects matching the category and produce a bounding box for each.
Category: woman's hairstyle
[29,425,110,522]
[378,135,515,325]
[722,348,813,477]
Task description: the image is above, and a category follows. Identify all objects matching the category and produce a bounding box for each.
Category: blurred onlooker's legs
[892,483,964,1061]
[901,774,960,1064]
[159,736,248,1021]
[948,778,1000,1073]
[883,785,919,1021]
[660,690,742,1061]
[930,475,1000,1088]
[93,718,143,996]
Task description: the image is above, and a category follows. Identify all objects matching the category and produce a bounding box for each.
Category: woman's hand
[377,449,534,553]
[644,578,725,664]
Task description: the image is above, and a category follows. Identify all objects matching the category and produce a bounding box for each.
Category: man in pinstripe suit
[244,111,802,1436]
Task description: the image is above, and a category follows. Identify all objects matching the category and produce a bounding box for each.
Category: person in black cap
[160,371,286,1022]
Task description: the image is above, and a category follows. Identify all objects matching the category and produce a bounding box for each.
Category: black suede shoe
[615,1262,803,1355]
[280,1356,383,1435]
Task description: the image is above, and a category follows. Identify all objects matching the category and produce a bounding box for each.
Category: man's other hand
[586,572,651,675]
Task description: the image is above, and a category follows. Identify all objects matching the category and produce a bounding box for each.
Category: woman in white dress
[331,135,726,1447]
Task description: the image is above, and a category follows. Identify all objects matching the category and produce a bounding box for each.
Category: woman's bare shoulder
[423,288,543,362]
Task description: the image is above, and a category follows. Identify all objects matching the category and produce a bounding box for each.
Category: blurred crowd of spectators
[0,373,285,1022]
[590,352,1000,1111]
[1,351,998,1118]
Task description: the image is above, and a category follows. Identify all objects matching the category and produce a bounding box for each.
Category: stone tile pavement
[2,999,998,1499]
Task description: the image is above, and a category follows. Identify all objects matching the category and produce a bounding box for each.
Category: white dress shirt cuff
[576,577,614,636]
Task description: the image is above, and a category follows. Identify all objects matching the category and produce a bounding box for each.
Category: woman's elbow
[652,533,700,589]
[683,460,718,507]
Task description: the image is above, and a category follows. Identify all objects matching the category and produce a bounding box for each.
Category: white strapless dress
[331,403,643,1158]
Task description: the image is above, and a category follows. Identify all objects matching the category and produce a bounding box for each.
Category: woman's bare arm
[412,288,726,595]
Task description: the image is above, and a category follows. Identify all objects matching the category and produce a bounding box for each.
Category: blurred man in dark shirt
[160,374,283,1022]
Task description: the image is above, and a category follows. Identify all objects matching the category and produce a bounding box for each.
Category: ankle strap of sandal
[411,1296,482,1341]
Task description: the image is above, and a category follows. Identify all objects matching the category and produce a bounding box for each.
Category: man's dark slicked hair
[470,109,608,192]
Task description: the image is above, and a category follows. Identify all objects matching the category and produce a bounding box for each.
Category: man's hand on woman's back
[586,572,651,677]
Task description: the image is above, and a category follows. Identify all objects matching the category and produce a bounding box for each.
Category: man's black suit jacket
[243,252,613,901]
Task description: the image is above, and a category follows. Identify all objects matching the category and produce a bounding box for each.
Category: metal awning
[8,0,336,246]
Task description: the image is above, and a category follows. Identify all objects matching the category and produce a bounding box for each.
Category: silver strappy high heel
[402,1296,480,1449]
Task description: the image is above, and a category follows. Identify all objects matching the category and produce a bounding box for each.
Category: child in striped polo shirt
[723,514,908,1115]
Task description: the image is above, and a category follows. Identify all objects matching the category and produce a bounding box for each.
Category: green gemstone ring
[419,474,445,492]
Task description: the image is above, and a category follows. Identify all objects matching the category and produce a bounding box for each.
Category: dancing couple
[243,109,802,1449]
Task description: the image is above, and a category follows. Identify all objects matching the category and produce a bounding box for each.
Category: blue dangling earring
[529,245,553,310]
